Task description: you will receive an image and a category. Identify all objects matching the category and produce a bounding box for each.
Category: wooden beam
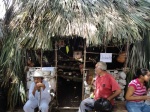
[82,39,86,100]
[124,41,130,72]
[55,41,58,103]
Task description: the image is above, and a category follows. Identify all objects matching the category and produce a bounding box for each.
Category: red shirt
[94,73,120,105]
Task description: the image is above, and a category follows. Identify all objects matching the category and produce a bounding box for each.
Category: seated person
[23,69,51,112]
[125,68,150,112]
[78,61,121,112]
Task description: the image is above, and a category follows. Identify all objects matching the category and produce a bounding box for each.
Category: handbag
[94,98,113,112]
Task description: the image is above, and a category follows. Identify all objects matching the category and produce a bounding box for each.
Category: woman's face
[143,71,150,82]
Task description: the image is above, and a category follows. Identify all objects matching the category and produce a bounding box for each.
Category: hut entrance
[57,77,82,107]
[56,37,84,108]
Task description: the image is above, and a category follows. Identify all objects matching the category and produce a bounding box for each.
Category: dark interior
[57,77,82,107]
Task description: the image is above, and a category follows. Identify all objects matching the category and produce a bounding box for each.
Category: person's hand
[32,83,41,95]
[146,96,150,101]
[36,82,46,90]
[36,82,44,88]
[107,97,111,101]
[34,84,40,91]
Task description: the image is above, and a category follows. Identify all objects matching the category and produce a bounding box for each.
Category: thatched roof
[7,0,150,50]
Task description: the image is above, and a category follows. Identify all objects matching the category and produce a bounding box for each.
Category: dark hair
[135,68,149,78]
[134,68,149,89]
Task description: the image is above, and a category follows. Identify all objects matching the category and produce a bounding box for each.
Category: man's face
[95,64,101,75]
[33,77,42,83]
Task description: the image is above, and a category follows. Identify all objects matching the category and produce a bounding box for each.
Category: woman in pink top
[125,68,150,112]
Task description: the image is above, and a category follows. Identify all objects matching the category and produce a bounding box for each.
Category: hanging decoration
[117,52,126,63]
[66,45,69,54]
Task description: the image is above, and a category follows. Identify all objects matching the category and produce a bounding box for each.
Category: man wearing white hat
[23,69,51,112]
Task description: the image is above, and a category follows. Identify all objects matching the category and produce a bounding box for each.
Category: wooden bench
[113,101,127,112]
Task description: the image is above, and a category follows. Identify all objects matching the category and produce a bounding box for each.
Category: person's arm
[32,84,38,96]
[29,82,37,100]
[107,75,122,101]
[125,86,150,101]
[107,89,122,101]
[41,81,50,94]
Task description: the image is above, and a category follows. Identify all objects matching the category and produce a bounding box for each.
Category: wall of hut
[25,37,127,108]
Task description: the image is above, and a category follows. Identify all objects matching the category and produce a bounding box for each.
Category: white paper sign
[100,53,112,63]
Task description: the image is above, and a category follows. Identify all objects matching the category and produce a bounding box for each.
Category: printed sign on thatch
[100,53,112,63]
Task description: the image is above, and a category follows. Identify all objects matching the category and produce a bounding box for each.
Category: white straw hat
[32,69,44,77]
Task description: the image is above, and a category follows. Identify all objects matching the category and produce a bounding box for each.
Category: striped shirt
[128,78,146,102]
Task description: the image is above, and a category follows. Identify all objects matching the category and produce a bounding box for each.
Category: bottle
[90,92,94,99]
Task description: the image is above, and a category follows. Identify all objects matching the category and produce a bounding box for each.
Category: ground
[6,101,127,112]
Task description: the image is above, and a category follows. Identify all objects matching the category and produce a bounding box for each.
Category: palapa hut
[0,0,150,111]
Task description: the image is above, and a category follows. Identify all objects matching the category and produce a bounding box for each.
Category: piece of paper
[100,53,112,63]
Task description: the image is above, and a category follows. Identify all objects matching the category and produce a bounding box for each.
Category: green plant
[127,41,147,74]
[0,35,26,110]
[127,29,150,87]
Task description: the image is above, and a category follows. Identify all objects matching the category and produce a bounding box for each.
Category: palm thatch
[9,0,150,50]
[0,0,150,110]
[0,20,3,39]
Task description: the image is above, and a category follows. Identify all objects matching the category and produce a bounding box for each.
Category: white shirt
[28,80,51,102]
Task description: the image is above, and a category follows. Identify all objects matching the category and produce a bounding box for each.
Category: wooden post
[124,41,130,71]
[82,39,86,99]
[55,42,58,67]
[39,48,43,112]
[55,41,58,99]
[40,49,43,67]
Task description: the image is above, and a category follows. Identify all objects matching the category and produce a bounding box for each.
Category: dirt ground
[6,101,127,112]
